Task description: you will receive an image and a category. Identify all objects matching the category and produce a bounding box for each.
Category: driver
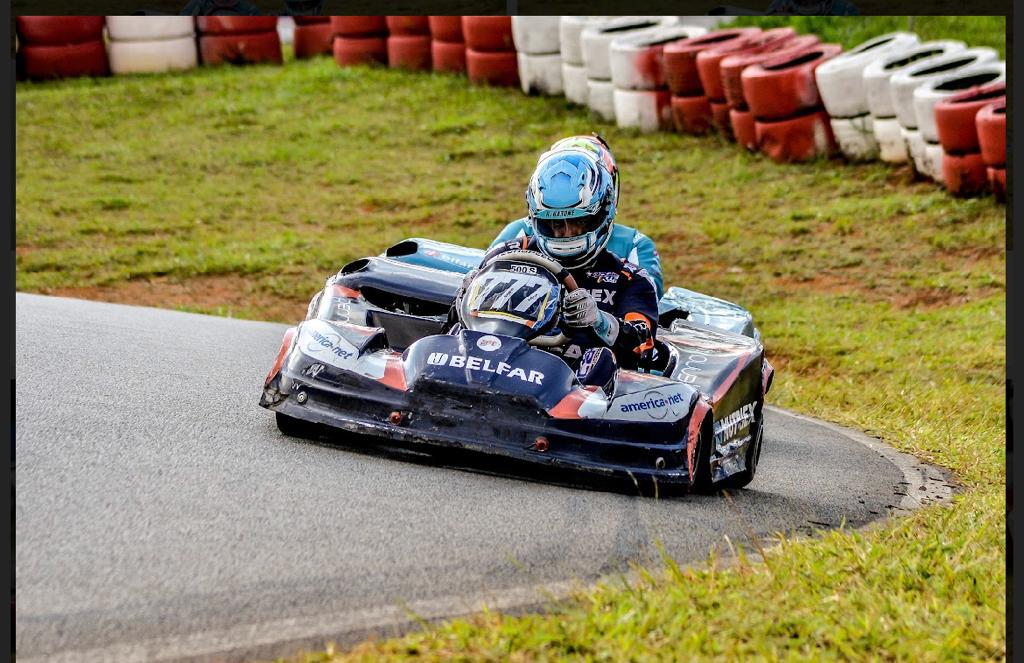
[487,134,664,297]
[466,143,660,389]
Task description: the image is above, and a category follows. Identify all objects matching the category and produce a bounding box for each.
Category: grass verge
[15,18,1006,660]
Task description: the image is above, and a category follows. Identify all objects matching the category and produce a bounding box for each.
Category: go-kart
[260,238,773,493]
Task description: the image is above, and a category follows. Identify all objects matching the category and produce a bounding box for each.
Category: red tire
[662,28,763,96]
[292,22,334,59]
[330,16,387,37]
[197,17,278,35]
[466,48,518,86]
[199,31,282,65]
[429,16,463,42]
[387,34,431,70]
[942,151,988,197]
[934,82,1005,154]
[670,95,712,134]
[293,17,329,26]
[988,166,1006,202]
[730,107,756,150]
[17,39,109,80]
[15,16,104,45]
[741,43,842,121]
[333,35,387,66]
[976,99,1006,167]
[719,34,820,110]
[462,16,514,52]
[432,39,466,73]
[755,109,838,163]
[711,99,733,139]
[386,16,430,35]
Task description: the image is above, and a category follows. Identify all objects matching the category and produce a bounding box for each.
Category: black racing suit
[461,237,660,371]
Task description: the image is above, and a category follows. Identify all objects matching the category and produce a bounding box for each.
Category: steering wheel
[482,250,577,348]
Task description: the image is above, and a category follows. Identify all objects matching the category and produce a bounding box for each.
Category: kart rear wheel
[690,414,715,494]
[276,412,317,438]
[718,403,764,491]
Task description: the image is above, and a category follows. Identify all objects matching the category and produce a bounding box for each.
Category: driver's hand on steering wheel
[563,289,599,327]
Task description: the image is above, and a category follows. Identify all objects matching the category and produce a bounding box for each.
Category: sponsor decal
[714,403,756,444]
[589,271,620,284]
[584,288,616,304]
[423,247,476,268]
[618,390,687,419]
[306,330,355,361]
[510,264,538,275]
[679,347,712,385]
[302,363,326,379]
[426,352,544,385]
[424,248,440,257]
[476,335,502,352]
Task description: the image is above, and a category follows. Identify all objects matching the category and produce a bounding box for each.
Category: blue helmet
[526,147,617,269]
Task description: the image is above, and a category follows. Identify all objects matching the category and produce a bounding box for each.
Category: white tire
[874,117,908,162]
[581,16,670,81]
[889,47,999,129]
[613,88,672,132]
[669,16,735,29]
[912,61,1005,143]
[107,35,198,74]
[902,127,929,176]
[518,52,563,95]
[925,141,945,183]
[511,16,561,55]
[277,16,294,45]
[587,78,616,121]
[559,16,607,66]
[105,16,195,41]
[562,62,589,105]
[608,24,707,90]
[831,115,878,161]
[863,40,965,118]
[814,31,919,118]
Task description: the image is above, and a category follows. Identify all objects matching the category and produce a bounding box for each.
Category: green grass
[15,24,1006,660]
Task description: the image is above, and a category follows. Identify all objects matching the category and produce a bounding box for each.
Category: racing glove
[563,289,620,346]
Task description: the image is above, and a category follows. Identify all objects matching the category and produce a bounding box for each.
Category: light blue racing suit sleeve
[487,218,532,252]
[629,232,663,298]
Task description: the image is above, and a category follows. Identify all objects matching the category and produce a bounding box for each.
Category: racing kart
[260,238,773,493]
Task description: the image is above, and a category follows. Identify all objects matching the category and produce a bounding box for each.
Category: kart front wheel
[718,403,764,491]
[689,413,715,494]
[276,411,317,438]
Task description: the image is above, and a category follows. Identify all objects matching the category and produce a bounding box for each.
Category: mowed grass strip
[15,17,1005,660]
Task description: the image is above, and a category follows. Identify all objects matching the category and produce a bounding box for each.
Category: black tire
[689,413,715,494]
[275,411,317,438]
[718,402,764,491]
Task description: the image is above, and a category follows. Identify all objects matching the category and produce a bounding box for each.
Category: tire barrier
[466,48,519,87]
[559,16,606,66]
[671,94,713,134]
[924,142,945,183]
[988,166,1006,202]
[941,151,989,196]
[462,16,515,52]
[581,16,667,81]
[331,16,387,37]
[902,127,929,177]
[429,16,465,74]
[586,78,617,121]
[872,117,907,162]
[663,27,761,96]
[513,17,562,95]
[976,99,1006,167]
[934,82,1005,153]
[610,25,707,91]
[889,47,999,130]
[386,16,429,36]
[719,32,817,110]
[388,35,432,71]
[914,64,1005,143]
[292,20,333,59]
[428,16,463,43]
[613,88,672,132]
[518,52,563,95]
[813,32,918,118]
[16,17,108,80]
[431,39,466,73]
[196,17,281,66]
[511,16,561,55]
[741,43,842,121]
[755,109,837,163]
[105,17,198,75]
[333,36,388,67]
[562,62,589,104]
[862,40,965,119]
[730,107,756,150]
[710,99,733,139]
[828,115,877,160]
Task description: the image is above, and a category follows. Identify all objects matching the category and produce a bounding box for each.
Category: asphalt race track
[15,294,954,662]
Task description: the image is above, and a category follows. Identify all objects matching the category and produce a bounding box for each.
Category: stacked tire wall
[332,16,387,66]
[512,17,563,96]
[106,17,198,75]
[462,16,518,87]
[387,16,431,71]
[197,17,282,66]
[580,16,669,121]
[17,17,109,80]
[429,16,466,73]
[559,16,606,106]
[292,17,333,60]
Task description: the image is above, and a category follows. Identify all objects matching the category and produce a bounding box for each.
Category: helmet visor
[534,210,607,238]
